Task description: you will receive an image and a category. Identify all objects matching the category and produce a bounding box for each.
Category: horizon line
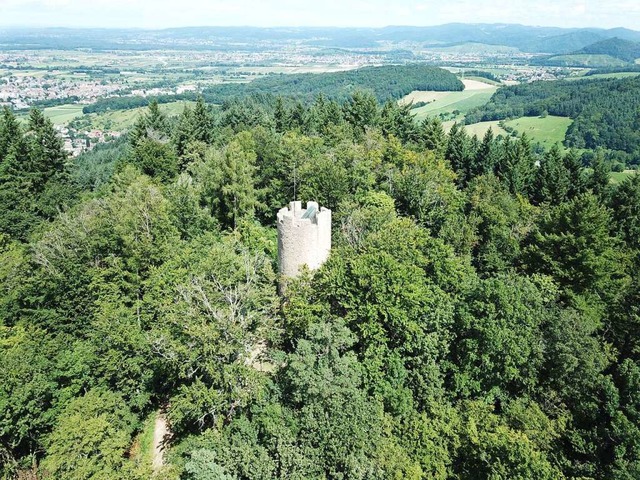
[0,22,637,32]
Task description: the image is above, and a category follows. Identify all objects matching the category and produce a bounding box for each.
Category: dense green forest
[83,65,463,114]
[466,75,640,161]
[578,37,640,62]
[1,92,640,479]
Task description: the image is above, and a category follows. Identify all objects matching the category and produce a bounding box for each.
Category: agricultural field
[567,72,640,81]
[502,116,573,148]
[445,115,573,147]
[400,91,451,105]
[42,104,85,125]
[409,78,498,121]
[79,100,195,131]
[33,101,193,131]
[464,75,502,86]
[443,120,507,138]
[543,54,628,68]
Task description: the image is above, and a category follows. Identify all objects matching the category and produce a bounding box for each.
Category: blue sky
[1,0,639,29]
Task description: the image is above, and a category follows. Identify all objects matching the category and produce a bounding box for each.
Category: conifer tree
[446,122,472,184]
[144,98,169,139]
[563,149,586,200]
[497,134,535,197]
[289,101,306,131]
[27,109,68,192]
[205,132,261,230]
[191,96,214,144]
[589,150,610,199]
[474,127,499,178]
[0,107,21,162]
[173,105,195,158]
[274,96,290,133]
[342,90,379,136]
[418,117,446,157]
[533,144,569,205]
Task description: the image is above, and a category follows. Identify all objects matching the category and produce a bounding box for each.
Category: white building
[277,201,331,278]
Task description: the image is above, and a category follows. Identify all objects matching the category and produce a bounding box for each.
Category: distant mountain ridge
[1,24,640,53]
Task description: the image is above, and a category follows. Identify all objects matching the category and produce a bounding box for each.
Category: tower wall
[277,201,332,277]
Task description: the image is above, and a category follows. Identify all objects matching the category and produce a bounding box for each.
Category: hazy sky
[1,0,639,29]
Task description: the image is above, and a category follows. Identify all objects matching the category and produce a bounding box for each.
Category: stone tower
[277,201,331,277]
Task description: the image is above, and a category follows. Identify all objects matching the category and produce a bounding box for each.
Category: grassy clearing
[442,120,507,138]
[463,120,507,138]
[411,88,497,121]
[460,79,496,90]
[43,104,85,125]
[502,116,573,148]
[545,54,628,68]
[610,170,637,184]
[567,72,640,81]
[465,76,502,86]
[85,101,195,131]
[400,91,452,105]
[455,116,573,146]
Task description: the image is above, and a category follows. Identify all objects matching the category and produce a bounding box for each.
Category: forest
[83,65,463,114]
[578,38,640,63]
[466,75,640,160]
[1,90,640,479]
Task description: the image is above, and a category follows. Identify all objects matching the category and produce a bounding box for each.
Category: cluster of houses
[55,125,122,157]
[0,74,124,110]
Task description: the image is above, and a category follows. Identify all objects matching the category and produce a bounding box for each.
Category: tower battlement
[277,201,331,277]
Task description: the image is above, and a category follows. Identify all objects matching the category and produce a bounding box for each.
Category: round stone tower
[277,201,331,277]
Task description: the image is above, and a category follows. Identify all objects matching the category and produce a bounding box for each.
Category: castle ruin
[277,201,331,277]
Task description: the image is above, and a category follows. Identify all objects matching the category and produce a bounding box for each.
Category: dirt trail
[246,341,277,373]
[152,411,170,472]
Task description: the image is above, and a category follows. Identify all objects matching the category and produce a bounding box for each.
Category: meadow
[501,115,573,148]
[610,170,638,184]
[567,72,640,81]
[42,104,85,125]
[67,101,196,131]
[441,116,572,148]
[409,80,498,121]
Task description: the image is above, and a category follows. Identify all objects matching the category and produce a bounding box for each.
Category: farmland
[71,100,196,131]
[42,104,85,125]
[408,79,498,121]
[501,115,573,148]
[441,115,573,148]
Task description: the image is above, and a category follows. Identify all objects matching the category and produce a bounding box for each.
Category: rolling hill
[578,37,640,62]
[535,37,640,68]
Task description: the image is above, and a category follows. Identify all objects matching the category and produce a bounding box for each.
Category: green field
[443,120,506,138]
[502,116,573,148]
[464,120,507,138]
[451,116,572,147]
[544,54,628,68]
[42,104,86,125]
[465,76,502,86]
[411,88,497,121]
[79,101,195,131]
[610,170,638,184]
[567,72,640,81]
